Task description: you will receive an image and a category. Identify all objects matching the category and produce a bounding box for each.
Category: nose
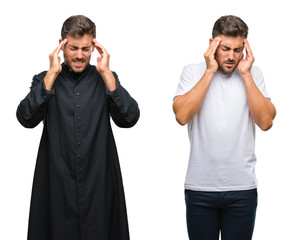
[76,49,83,59]
[228,50,234,61]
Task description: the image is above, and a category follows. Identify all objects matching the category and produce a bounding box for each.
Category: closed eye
[82,47,91,51]
[220,45,244,53]
[221,47,229,51]
[234,48,243,53]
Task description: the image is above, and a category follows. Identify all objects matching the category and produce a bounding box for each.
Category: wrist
[100,69,116,91]
[44,70,59,91]
[48,68,58,74]
[240,71,253,85]
[239,71,252,79]
[205,68,217,77]
[100,69,113,83]
[99,68,112,77]
[48,67,61,75]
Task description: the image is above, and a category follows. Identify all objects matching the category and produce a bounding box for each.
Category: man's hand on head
[44,39,67,91]
[237,39,255,76]
[92,39,116,91]
[92,39,111,74]
[48,39,68,74]
[204,36,221,74]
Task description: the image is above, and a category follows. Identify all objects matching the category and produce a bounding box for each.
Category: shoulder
[34,71,47,79]
[183,62,206,73]
[32,70,47,85]
[250,65,265,84]
[250,65,263,77]
[181,62,206,80]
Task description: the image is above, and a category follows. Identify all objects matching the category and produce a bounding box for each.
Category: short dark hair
[61,15,96,39]
[212,15,248,38]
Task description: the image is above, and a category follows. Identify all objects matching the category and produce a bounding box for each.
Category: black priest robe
[16,63,139,240]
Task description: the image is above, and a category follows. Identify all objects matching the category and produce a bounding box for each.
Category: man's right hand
[44,39,67,91]
[48,39,68,74]
[204,37,221,74]
[173,37,221,125]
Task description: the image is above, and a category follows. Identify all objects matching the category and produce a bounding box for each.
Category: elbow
[16,109,39,129]
[173,98,190,126]
[258,109,276,131]
[113,108,140,128]
[124,112,140,128]
[17,116,38,129]
[258,119,273,131]
[126,108,140,128]
[259,100,276,131]
[175,113,188,126]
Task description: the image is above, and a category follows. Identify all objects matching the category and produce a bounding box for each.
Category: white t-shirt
[175,62,269,191]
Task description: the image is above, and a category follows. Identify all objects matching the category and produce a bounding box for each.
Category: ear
[59,38,63,51]
[92,39,96,52]
[209,37,214,44]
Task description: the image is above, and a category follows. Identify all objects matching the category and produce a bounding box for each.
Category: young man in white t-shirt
[173,15,276,240]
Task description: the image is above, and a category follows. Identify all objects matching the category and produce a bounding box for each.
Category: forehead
[66,34,93,47]
[219,34,245,48]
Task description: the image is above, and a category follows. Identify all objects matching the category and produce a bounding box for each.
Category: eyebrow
[220,44,244,51]
[68,45,92,49]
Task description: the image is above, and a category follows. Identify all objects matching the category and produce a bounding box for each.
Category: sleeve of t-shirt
[175,64,200,97]
[251,66,269,98]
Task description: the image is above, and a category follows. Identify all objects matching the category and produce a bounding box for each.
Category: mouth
[72,59,86,68]
[224,61,235,68]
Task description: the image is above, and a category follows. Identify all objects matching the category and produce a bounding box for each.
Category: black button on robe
[16,64,139,240]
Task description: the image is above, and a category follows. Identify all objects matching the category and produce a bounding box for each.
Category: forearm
[17,74,53,128]
[108,73,139,128]
[241,73,276,131]
[100,69,116,91]
[44,70,59,91]
[173,70,214,125]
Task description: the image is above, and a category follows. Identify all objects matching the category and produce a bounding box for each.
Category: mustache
[73,58,86,62]
[224,60,236,64]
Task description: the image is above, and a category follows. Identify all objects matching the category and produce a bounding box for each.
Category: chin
[72,67,85,73]
[67,62,87,73]
[224,68,235,73]
[219,65,237,74]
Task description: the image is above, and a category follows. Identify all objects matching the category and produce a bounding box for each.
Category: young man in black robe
[16,15,139,240]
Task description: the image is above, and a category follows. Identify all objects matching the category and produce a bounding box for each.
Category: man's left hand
[92,39,111,74]
[237,39,255,76]
[92,39,116,91]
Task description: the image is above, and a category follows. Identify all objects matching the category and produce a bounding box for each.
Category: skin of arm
[237,39,276,131]
[92,39,116,91]
[173,37,221,126]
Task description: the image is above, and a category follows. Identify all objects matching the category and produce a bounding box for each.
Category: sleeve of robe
[16,71,53,128]
[107,72,140,128]
[17,71,139,129]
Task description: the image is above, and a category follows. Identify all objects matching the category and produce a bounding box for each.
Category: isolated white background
[1,0,292,239]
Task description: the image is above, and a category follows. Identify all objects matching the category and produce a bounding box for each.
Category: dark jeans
[185,189,257,240]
